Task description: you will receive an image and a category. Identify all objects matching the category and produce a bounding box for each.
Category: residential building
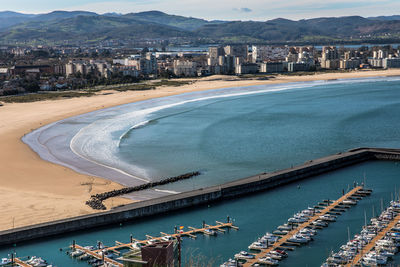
[383,58,400,68]
[235,63,258,75]
[173,60,197,76]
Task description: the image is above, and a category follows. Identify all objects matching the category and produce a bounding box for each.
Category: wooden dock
[72,221,238,265]
[243,186,366,267]
[13,258,33,267]
[346,213,400,266]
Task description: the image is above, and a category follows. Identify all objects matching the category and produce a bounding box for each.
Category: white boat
[288,234,309,244]
[70,249,84,257]
[131,241,143,250]
[161,235,175,241]
[319,215,336,222]
[249,241,268,250]
[204,229,217,236]
[0,258,10,266]
[277,224,292,231]
[266,251,283,260]
[220,258,239,267]
[343,199,357,205]
[234,251,255,260]
[26,257,47,267]
[258,256,279,266]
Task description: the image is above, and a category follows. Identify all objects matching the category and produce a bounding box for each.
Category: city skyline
[1,0,400,21]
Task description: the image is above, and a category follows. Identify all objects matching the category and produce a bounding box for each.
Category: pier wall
[0,147,399,246]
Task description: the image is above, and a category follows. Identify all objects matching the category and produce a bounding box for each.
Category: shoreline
[1,69,400,231]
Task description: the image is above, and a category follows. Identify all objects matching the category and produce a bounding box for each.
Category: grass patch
[0,91,94,103]
[114,79,194,92]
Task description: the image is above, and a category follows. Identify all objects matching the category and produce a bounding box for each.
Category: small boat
[131,241,144,250]
[26,257,48,267]
[288,234,309,244]
[266,251,283,260]
[342,199,357,205]
[71,250,84,257]
[220,258,239,267]
[248,241,268,250]
[234,251,255,260]
[259,256,279,266]
[161,235,175,241]
[204,229,217,236]
[78,253,91,261]
[0,258,10,266]
[274,249,288,257]
[319,215,336,222]
[277,224,292,231]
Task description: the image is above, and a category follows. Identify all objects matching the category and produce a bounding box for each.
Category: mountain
[0,11,36,29]
[369,15,400,21]
[122,11,215,30]
[1,11,400,45]
[0,15,190,43]
[30,11,98,22]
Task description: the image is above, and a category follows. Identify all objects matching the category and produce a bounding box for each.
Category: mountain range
[1,10,400,45]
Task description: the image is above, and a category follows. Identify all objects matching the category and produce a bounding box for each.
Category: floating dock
[242,186,369,267]
[14,258,33,267]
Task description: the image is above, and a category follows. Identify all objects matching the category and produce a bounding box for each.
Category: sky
[1,0,400,20]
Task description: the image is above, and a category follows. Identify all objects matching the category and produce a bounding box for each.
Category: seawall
[0,147,399,246]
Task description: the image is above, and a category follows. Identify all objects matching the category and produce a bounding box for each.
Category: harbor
[0,147,399,247]
[222,186,372,266]
[1,160,400,266]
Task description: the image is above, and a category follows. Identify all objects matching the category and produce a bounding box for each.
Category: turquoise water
[5,77,400,266]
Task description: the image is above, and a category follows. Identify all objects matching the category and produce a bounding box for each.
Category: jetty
[71,221,237,266]
[242,186,369,267]
[0,147,399,246]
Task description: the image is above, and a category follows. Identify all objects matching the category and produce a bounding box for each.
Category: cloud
[233,7,252,13]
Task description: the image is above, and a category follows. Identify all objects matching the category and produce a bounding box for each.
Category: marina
[323,199,400,266]
[222,186,372,266]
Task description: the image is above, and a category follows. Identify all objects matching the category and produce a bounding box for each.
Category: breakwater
[0,147,399,246]
[86,171,201,210]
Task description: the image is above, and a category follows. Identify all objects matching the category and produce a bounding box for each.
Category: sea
[5,76,400,266]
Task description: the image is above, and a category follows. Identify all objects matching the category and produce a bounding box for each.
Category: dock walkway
[243,186,365,266]
[14,258,32,267]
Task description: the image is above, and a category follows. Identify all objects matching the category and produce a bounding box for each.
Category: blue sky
[1,0,400,20]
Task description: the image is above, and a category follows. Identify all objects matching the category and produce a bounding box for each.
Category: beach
[1,69,400,231]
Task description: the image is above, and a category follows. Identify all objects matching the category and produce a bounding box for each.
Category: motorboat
[258,256,279,266]
[161,235,175,241]
[220,258,239,267]
[248,241,268,250]
[288,234,309,244]
[234,251,255,260]
[0,258,10,266]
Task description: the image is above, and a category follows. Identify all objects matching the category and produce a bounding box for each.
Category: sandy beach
[1,69,400,231]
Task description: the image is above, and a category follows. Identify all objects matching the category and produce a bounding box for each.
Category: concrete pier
[0,147,399,246]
